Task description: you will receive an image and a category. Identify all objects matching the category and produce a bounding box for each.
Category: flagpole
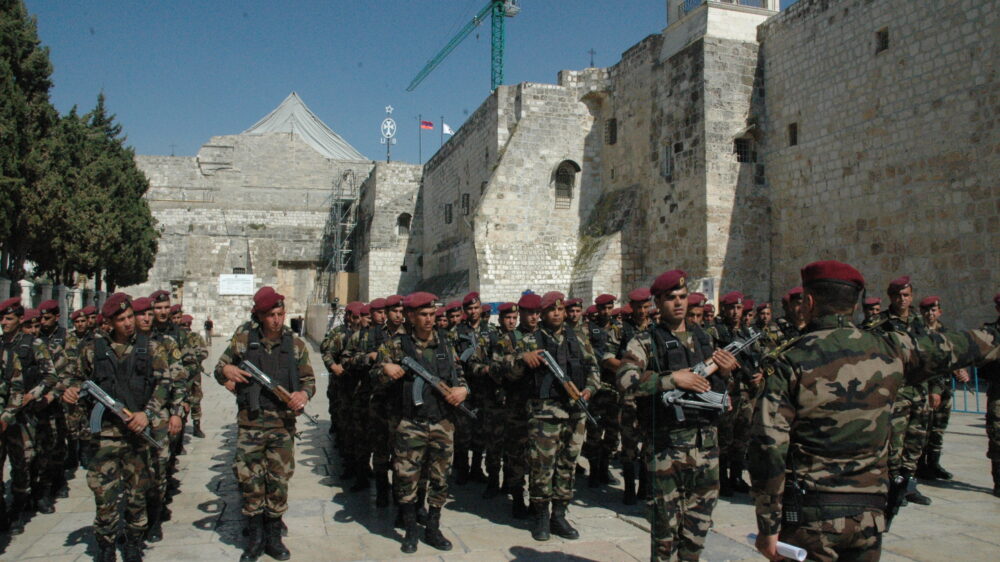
[418,114,422,163]
[440,115,444,147]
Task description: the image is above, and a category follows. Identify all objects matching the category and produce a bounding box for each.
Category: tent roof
[243,92,367,161]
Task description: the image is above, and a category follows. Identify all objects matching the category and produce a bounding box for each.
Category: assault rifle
[240,361,319,425]
[82,380,165,449]
[458,331,478,362]
[660,330,762,422]
[401,356,478,419]
[538,350,600,426]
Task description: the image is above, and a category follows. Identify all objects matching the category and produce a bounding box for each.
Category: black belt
[802,493,886,510]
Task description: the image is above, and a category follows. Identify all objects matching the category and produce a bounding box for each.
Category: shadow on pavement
[192,422,243,548]
[509,545,600,561]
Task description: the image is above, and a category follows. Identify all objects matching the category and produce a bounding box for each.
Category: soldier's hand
[62,386,80,404]
[222,364,250,384]
[367,351,378,362]
[383,363,405,380]
[168,415,183,435]
[954,369,971,383]
[446,385,469,406]
[43,393,55,404]
[288,391,308,411]
[712,349,739,373]
[127,410,149,433]
[580,389,592,401]
[22,393,35,406]
[521,350,543,369]
[929,393,942,409]
[671,369,711,393]
[751,371,764,385]
[755,533,781,561]
[224,380,237,393]
[183,403,191,414]
[329,363,345,377]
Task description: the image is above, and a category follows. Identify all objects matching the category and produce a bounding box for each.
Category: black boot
[422,506,453,551]
[339,459,357,480]
[550,500,580,539]
[599,453,615,485]
[264,515,291,560]
[160,503,172,522]
[0,497,9,533]
[927,451,953,481]
[123,530,145,562]
[10,492,30,534]
[730,460,751,493]
[96,534,117,562]
[146,500,163,543]
[454,448,469,485]
[54,474,69,499]
[905,483,933,506]
[622,462,637,505]
[64,440,80,473]
[511,487,530,519]
[192,420,205,439]
[531,501,551,541]
[719,457,734,497]
[415,489,428,526]
[469,450,487,483]
[992,460,1000,498]
[239,514,265,562]
[587,457,601,488]
[637,463,649,500]
[400,503,419,554]
[375,469,391,508]
[482,468,501,499]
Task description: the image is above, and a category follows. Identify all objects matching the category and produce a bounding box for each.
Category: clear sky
[27,0,798,165]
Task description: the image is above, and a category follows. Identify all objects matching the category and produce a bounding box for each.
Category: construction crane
[407,0,520,92]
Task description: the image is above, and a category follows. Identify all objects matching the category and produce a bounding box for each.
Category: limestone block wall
[758,0,999,326]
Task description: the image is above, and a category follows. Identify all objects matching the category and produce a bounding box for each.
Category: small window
[554,161,578,209]
[605,118,617,145]
[397,213,411,236]
[875,27,889,53]
[461,193,470,215]
[232,267,246,275]
[660,144,673,180]
[674,142,683,154]
[444,204,453,224]
[734,138,755,163]
[400,265,408,272]
[788,123,798,146]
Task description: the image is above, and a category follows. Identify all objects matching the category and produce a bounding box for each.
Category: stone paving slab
[2,338,998,561]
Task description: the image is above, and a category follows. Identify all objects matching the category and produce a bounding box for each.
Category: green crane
[407,0,520,92]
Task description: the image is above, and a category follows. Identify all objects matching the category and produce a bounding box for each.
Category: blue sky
[28,1,798,164]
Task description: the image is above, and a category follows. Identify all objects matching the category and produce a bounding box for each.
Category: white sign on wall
[219,274,255,296]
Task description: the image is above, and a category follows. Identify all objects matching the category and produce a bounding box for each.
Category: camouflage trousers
[64,400,91,441]
[503,401,530,490]
[780,510,884,562]
[581,388,620,462]
[986,392,1000,461]
[527,413,586,503]
[889,383,930,474]
[234,423,296,517]
[32,406,64,486]
[647,426,719,562]
[189,373,203,422]
[1,420,35,495]
[619,400,642,464]
[393,417,455,508]
[347,386,374,466]
[149,419,172,501]
[480,400,506,473]
[718,388,754,462]
[328,377,349,445]
[925,388,953,455]
[368,395,395,472]
[87,432,155,540]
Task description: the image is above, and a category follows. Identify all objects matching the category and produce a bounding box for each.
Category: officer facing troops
[62,293,177,561]
[371,291,470,553]
[748,261,1000,561]
[215,288,314,562]
[616,271,737,561]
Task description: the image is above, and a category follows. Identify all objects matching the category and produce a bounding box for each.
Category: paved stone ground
[2,338,999,561]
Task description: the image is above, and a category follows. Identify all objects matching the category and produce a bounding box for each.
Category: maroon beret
[650,270,688,297]
[385,295,404,307]
[445,300,463,312]
[345,301,364,315]
[179,314,193,326]
[720,291,744,306]
[919,296,940,309]
[540,291,565,310]
[403,292,438,310]
[369,298,387,310]
[149,289,171,302]
[38,299,59,315]
[360,304,371,315]
[23,308,39,322]
[462,292,481,306]
[131,297,153,313]
[252,288,285,315]
[498,302,518,314]
[801,260,865,290]
[101,292,132,319]
[863,297,882,307]
[704,303,715,313]
[743,299,755,311]
[610,308,621,316]
[585,305,597,315]
[254,286,275,300]
[782,287,804,304]
[70,309,83,321]
[482,304,493,314]
[687,293,705,307]
[887,275,911,295]
[435,307,446,317]
[594,294,616,306]
[0,297,23,316]
[565,298,583,308]
[622,303,633,315]
[82,305,97,316]
[756,302,771,312]
[169,304,182,314]
[628,288,652,303]
[518,294,542,312]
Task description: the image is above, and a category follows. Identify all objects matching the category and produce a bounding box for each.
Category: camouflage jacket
[143,330,187,418]
[151,321,202,403]
[370,327,469,419]
[0,351,23,426]
[38,325,73,396]
[707,321,761,389]
[1,332,59,407]
[747,313,1000,535]
[76,330,178,437]
[510,322,600,419]
[320,323,354,372]
[755,320,784,352]
[456,320,502,399]
[774,317,801,344]
[214,325,315,428]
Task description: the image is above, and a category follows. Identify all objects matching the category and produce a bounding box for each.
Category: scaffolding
[317,169,359,302]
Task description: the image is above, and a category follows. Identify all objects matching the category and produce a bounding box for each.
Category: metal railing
[952,368,987,414]
[680,0,768,19]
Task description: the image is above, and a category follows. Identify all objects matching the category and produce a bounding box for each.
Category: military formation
[0,262,998,562]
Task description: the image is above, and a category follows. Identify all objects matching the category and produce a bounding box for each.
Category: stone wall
[758,0,999,326]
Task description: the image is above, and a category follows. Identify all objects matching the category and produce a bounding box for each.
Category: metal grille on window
[232,267,246,275]
[661,144,673,180]
[734,138,755,163]
[397,213,411,236]
[444,203,453,224]
[605,118,617,145]
[461,193,470,215]
[555,165,574,209]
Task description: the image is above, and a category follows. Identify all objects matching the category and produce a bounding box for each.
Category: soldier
[62,293,175,561]
[685,293,706,328]
[616,270,738,560]
[613,288,655,505]
[776,287,805,342]
[755,302,783,352]
[482,303,493,326]
[435,307,449,329]
[64,308,95,472]
[583,293,619,486]
[747,261,1000,561]
[320,301,361,459]
[703,302,716,326]
[372,291,470,553]
[511,291,600,542]
[1,296,60,532]
[983,293,1000,497]
[445,301,463,330]
[742,298,757,327]
[585,304,598,326]
[564,298,585,337]
[862,297,882,323]
[499,297,540,519]
[365,295,407,507]
[455,292,501,490]
[178,315,208,438]
[169,304,183,325]
[21,308,39,335]
[216,288,314,562]
[35,300,72,507]
[83,305,99,330]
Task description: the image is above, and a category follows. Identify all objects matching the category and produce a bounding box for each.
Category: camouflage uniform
[454,320,500,484]
[708,321,760,494]
[497,324,533,513]
[187,329,209,426]
[35,323,72,502]
[920,321,957,468]
[320,323,354,451]
[981,318,1000,494]
[143,329,185,532]
[464,321,507,493]
[62,328,94,445]
[748,313,1000,561]
[76,330,175,548]
[617,321,724,561]
[214,325,315,518]
[0,349,25,524]
[341,322,395,491]
[151,320,200,470]
[582,319,621,474]
[609,318,648,497]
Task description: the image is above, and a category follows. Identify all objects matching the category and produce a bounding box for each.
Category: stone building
[127,93,372,335]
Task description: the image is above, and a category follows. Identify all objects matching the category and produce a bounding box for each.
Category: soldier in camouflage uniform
[216,288,314,562]
[581,293,619,488]
[685,293,706,329]
[616,271,738,561]
[511,291,600,542]
[1,296,60,533]
[435,307,449,330]
[321,301,361,462]
[178,314,208,439]
[63,308,95,471]
[754,302,783,352]
[564,298,585,338]
[748,260,1000,562]
[862,296,882,324]
[703,302,716,326]
[775,287,805,343]
[982,293,1000,497]
[371,291,470,553]
[62,293,177,561]
[35,299,71,509]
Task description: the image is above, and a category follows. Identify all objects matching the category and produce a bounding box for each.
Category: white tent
[243,92,367,161]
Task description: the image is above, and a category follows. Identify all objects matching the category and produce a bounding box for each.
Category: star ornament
[385,105,394,115]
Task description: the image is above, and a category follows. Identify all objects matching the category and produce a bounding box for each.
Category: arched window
[397,213,412,236]
[554,160,580,209]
